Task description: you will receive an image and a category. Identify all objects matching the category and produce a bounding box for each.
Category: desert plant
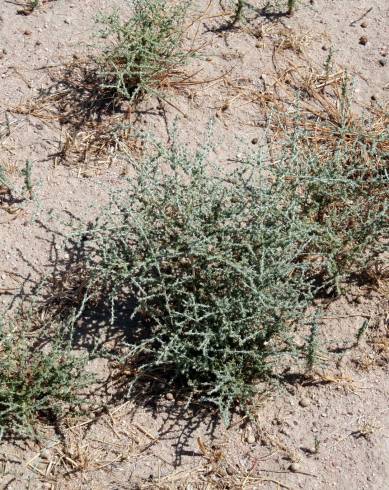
[96,0,192,101]
[0,164,11,192]
[0,318,89,439]
[45,121,387,421]
[274,117,388,293]
[56,136,318,422]
[287,0,297,15]
[231,0,245,26]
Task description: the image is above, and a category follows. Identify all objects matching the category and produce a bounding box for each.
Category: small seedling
[287,0,297,15]
[22,160,33,199]
[231,0,245,26]
[313,436,320,454]
[306,319,320,371]
[0,165,11,193]
[355,319,370,346]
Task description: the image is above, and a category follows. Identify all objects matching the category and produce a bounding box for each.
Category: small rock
[286,385,296,395]
[379,58,387,66]
[64,19,70,25]
[40,448,51,459]
[321,45,328,51]
[359,36,368,45]
[35,40,41,46]
[251,137,258,145]
[370,94,377,101]
[360,21,368,28]
[299,397,310,408]
[165,392,174,401]
[289,462,301,473]
[246,431,256,444]
[24,29,32,36]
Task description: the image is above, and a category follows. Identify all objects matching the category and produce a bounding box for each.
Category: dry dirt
[0,1,388,489]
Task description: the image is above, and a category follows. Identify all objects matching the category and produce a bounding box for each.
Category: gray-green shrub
[61,137,317,421]
[46,120,387,421]
[0,319,89,439]
[277,122,388,293]
[97,0,191,101]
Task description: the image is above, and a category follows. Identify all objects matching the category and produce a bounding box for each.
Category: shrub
[60,136,317,422]
[48,121,387,421]
[97,0,191,101]
[0,318,89,439]
[274,111,389,293]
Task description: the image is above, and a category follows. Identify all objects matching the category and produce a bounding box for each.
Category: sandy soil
[0,1,388,489]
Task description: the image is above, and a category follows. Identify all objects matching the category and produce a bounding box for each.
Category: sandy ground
[0,1,388,488]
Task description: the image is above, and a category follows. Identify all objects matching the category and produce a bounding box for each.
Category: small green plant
[231,0,245,26]
[355,319,370,346]
[287,0,297,15]
[22,159,34,199]
[97,0,192,101]
[305,319,320,371]
[0,164,11,193]
[0,319,89,439]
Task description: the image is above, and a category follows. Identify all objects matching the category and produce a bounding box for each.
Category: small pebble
[371,94,377,101]
[24,29,32,36]
[379,58,387,66]
[64,19,70,24]
[360,21,368,28]
[246,431,256,444]
[165,392,174,401]
[359,36,368,45]
[40,449,51,459]
[299,397,310,408]
[35,40,41,46]
[289,462,301,473]
[321,45,328,51]
[251,137,258,145]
